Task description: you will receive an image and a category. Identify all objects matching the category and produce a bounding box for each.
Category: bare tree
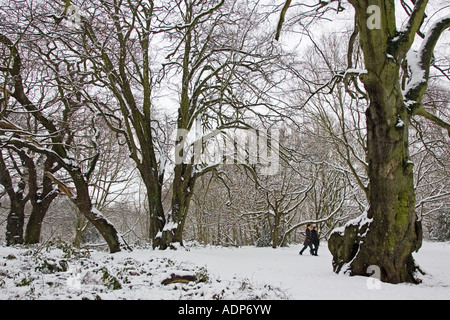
[0,2,130,252]
[56,0,285,249]
[0,149,27,245]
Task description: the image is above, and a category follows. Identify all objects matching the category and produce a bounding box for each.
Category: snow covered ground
[0,241,449,300]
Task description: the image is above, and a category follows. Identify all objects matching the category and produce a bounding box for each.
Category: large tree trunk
[75,199,130,254]
[147,188,166,250]
[24,204,47,245]
[329,83,422,283]
[328,0,424,284]
[159,163,195,250]
[0,152,26,246]
[25,160,59,245]
[360,85,422,283]
[24,193,57,245]
[138,163,166,250]
[6,201,25,246]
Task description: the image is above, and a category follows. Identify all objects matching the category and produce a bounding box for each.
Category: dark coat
[303,228,312,246]
[311,230,319,246]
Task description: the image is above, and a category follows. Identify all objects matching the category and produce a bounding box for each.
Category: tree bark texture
[0,151,26,246]
[5,201,25,246]
[159,163,196,249]
[328,0,426,284]
[70,170,131,253]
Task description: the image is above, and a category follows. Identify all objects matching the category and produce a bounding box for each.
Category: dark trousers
[312,242,319,256]
[300,244,313,255]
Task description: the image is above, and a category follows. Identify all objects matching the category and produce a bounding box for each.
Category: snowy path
[153,242,450,300]
[0,242,449,300]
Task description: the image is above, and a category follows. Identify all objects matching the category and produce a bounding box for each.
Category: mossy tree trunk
[5,200,26,246]
[275,0,450,284]
[0,33,129,254]
[329,66,423,282]
[328,0,450,284]
[159,162,196,249]
[24,197,55,245]
[70,170,131,254]
[22,155,59,245]
[0,150,26,246]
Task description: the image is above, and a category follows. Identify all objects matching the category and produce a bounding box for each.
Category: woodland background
[0,0,448,251]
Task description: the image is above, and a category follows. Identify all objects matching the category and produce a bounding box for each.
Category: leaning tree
[0,5,130,253]
[276,0,450,283]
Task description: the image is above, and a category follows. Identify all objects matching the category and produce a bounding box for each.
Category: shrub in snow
[255,228,272,247]
[35,258,69,274]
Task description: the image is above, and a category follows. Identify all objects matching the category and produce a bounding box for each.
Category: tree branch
[414,106,450,137]
[275,0,292,41]
[404,15,450,105]
[44,172,75,200]
[396,0,429,59]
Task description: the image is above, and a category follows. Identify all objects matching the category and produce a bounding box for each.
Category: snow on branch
[403,14,450,135]
[396,0,428,54]
[44,172,75,200]
[403,14,450,104]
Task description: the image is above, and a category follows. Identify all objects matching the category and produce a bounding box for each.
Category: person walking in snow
[299,224,314,255]
[311,225,320,256]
